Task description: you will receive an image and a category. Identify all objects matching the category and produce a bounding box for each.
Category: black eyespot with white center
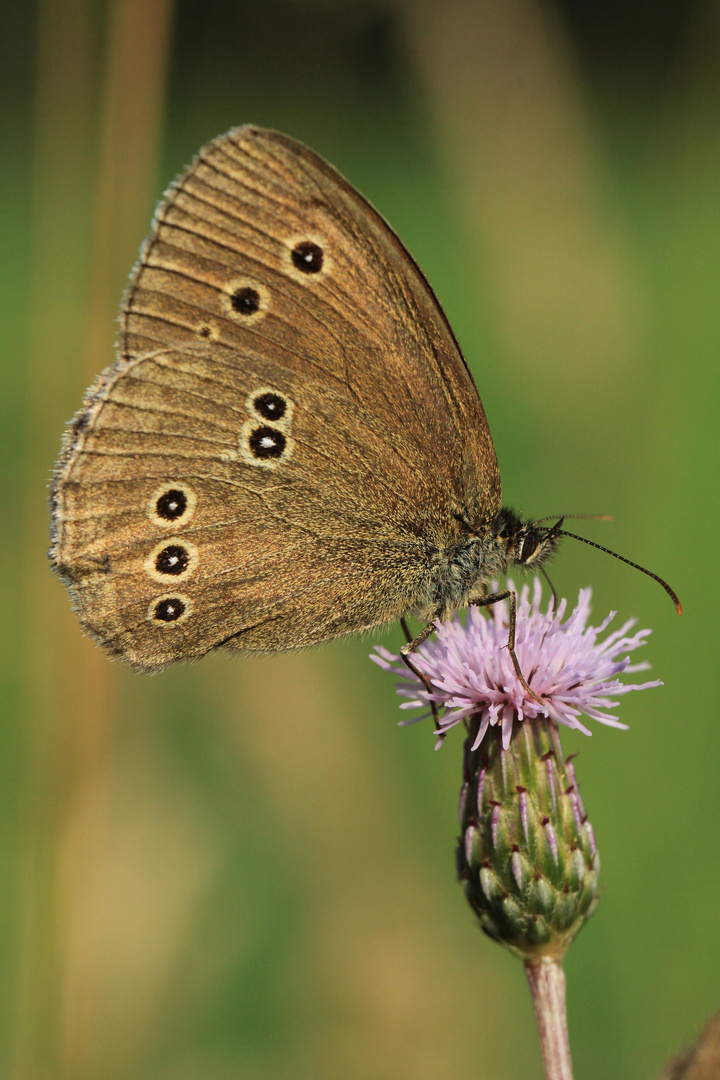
[249,426,286,459]
[154,544,190,576]
[149,484,197,530]
[144,537,198,583]
[153,597,186,623]
[291,240,324,274]
[155,489,187,522]
[253,392,287,421]
[231,286,261,315]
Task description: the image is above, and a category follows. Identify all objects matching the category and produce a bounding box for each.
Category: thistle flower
[373,580,661,963]
[372,579,660,750]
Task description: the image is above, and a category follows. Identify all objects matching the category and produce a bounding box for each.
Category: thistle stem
[524,957,573,1080]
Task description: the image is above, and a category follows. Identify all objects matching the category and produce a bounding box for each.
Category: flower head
[372,579,660,749]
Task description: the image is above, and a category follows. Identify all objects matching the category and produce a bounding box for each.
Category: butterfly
[50,126,678,690]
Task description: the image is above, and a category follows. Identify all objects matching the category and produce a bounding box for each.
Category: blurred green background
[2,1,719,1077]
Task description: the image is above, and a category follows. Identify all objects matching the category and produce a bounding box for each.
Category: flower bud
[457,716,599,960]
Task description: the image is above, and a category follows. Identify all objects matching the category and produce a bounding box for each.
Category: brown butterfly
[50,127,679,687]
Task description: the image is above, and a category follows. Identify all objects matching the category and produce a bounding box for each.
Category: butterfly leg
[469,591,544,705]
[399,617,440,728]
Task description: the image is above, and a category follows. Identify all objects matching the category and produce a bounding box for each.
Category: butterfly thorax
[418,507,560,621]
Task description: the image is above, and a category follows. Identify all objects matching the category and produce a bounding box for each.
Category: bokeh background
[3,1,719,1077]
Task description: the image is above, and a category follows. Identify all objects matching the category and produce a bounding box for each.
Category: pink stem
[524,958,574,1080]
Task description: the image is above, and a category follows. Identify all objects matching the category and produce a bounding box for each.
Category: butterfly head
[493,507,563,574]
[492,508,682,614]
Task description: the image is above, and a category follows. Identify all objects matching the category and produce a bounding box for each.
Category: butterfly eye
[253,392,287,421]
[249,426,286,460]
[291,240,324,274]
[519,533,538,563]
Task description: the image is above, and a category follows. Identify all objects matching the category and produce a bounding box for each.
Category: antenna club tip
[676,601,682,616]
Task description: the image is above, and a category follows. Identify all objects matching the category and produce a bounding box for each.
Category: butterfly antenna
[534,512,613,525]
[557,530,682,614]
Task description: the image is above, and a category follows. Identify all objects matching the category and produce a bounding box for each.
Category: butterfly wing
[51,127,501,669]
[122,127,500,521]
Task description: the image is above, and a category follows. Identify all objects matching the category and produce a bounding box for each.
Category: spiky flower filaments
[373,579,660,750]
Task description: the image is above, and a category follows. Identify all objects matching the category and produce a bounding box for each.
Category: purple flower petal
[372,582,661,748]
